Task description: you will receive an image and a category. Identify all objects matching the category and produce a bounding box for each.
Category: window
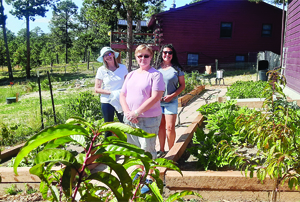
[235,55,245,62]
[220,22,232,38]
[187,54,198,66]
[262,24,272,37]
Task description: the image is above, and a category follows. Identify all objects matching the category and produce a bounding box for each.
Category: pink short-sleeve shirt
[121,67,165,117]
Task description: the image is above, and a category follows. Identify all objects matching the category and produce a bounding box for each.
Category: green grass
[0,87,94,147]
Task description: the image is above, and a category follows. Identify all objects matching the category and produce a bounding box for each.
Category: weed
[25,183,38,194]
[4,184,22,195]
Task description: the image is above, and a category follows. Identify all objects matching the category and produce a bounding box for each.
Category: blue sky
[3,0,188,35]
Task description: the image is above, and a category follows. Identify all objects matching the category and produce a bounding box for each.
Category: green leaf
[153,158,182,176]
[14,124,88,175]
[148,181,163,202]
[44,137,73,149]
[34,149,80,169]
[76,153,86,165]
[70,134,86,147]
[100,122,156,140]
[61,166,73,198]
[86,172,124,201]
[66,117,95,130]
[165,191,202,202]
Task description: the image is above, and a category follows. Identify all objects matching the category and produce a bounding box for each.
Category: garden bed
[178,85,205,107]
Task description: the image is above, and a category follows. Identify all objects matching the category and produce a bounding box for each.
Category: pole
[215,59,218,72]
[47,71,57,124]
[37,71,44,129]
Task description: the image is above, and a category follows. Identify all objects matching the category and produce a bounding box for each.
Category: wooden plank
[1,167,41,183]
[165,171,299,192]
[158,114,204,178]
[178,85,205,107]
[0,143,25,161]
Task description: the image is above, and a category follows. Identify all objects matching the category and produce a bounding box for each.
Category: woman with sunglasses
[95,47,128,138]
[120,44,165,193]
[155,44,185,158]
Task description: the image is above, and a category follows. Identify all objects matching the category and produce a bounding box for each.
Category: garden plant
[189,100,256,170]
[220,69,300,202]
[13,117,201,201]
[226,80,271,99]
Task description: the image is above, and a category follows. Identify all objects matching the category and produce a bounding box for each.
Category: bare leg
[165,114,177,150]
[158,114,166,152]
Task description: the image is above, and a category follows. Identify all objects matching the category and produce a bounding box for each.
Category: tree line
[0,0,166,81]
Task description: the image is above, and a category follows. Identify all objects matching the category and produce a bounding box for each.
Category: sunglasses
[103,52,113,57]
[137,55,150,59]
[163,51,173,55]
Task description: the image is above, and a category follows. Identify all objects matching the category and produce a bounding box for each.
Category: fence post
[47,71,57,125]
[37,71,44,129]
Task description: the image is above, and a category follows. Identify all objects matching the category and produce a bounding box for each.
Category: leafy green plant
[188,100,255,170]
[180,71,202,96]
[25,183,38,194]
[4,184,22,195]
[13,117,201,201]
[66,91,103,122]
[226,80,271,99]
[220,70,300,202]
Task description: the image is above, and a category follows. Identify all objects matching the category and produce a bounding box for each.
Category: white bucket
[217,70,223,78]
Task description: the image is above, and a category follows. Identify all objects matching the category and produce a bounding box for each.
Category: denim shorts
[124,115,162,159]
[161,98,178,115]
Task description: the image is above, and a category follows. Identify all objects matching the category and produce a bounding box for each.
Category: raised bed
[218,96,300,108]
[178,85,205,107]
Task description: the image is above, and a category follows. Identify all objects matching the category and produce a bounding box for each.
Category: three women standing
[156,44,185,157]
[95,47,128,138]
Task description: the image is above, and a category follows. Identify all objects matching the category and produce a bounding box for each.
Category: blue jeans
[101,103,123,138]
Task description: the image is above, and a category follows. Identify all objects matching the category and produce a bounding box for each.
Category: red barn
[147,0,283,70]
[283,0,300,94]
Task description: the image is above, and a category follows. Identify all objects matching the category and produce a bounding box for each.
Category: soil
[0,192,45,202]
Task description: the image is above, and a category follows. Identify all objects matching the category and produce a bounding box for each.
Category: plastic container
[6,97,16,104]
[217,70,224,79]
[259,70,268,81]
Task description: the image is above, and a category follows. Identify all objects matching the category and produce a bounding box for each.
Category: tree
[85,0,164,72]
[74,3,110,69]
[50,0,78,64]
[0,0,13,81]
[144,1,166,20]
[5,0,58,79]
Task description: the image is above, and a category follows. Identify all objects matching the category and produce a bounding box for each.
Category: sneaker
[140,179,153,194]
[157,151,167,158]
[133,173,141,182]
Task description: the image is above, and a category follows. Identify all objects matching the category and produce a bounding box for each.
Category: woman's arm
[120,92,130,113]
[163,75,185,102]
[120,91,139,123]
[127,90,164,119]
[94,79,111,95]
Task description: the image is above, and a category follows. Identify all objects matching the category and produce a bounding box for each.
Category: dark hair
[155,44,183,70]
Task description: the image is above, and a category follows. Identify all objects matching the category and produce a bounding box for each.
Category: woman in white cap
[95,47,128,138]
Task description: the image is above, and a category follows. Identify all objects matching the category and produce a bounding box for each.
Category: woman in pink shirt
[120,44,165,193]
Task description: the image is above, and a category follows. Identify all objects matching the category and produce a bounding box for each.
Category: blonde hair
[135,44,154,57]
[103,52,119,69]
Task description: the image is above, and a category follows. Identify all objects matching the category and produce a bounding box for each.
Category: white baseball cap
[97,47,119,63]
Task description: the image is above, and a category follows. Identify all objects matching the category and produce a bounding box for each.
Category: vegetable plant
[13,117,201,201]
[188,100,255,170]
[220,69,300,202]
[226,80,271,99]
